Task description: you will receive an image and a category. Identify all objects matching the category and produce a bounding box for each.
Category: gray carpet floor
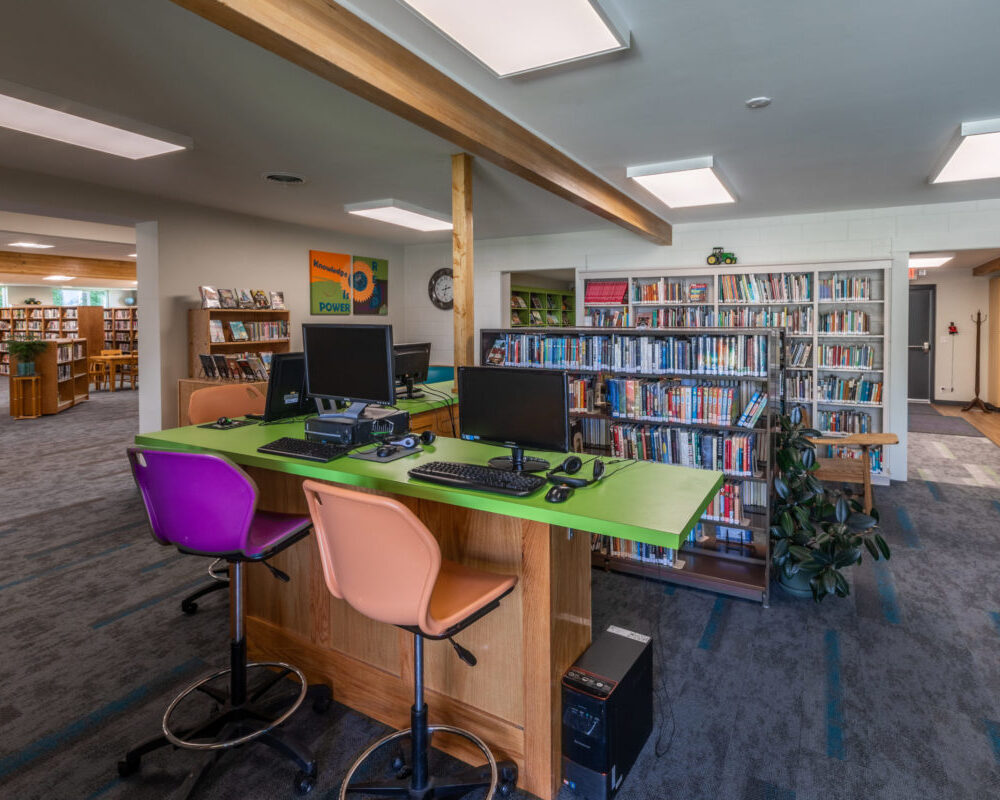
[907,402,985,437]
[1,386,999,800]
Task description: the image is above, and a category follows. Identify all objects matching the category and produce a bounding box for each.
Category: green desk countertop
[393,381,456,416]
[134,422,722,551]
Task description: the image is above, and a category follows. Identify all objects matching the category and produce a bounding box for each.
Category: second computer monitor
[263,352,309,422]
[458,366,570,472]
[302,323,394,419]
[394,342,431,401]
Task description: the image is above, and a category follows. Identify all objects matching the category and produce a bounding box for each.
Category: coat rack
[963,310,991,413]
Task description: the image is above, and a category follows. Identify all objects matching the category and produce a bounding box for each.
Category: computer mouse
[217,416,233,427]
[545,484,574,504]
[376,445,396,458]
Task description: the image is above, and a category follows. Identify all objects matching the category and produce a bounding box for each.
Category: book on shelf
[246,355,269,380]
[819,443,884,473]
[689,283,709,303]
[237,288,255,309]
[199,354,218,378]
[511,295,527,309]
[228,321,249,341]
[592,534,676,566]
[199,286,221,309]
[269,291,286,310]
[218,288,238,309]
[818,310,871,334]
[717,306,812,333]
[605,380,749,426]
[816,409,873,434]
[529,310,543,324]
[817,343,876,369]
[209,319,226,343]
[511,311,521,326]
[816,376,882,404]
[236,358,257,379]
[251,289,270,309]
[485,338,506,365]
[736,392,768,428]
[818,276,873,301]
[530,295,542,309]
[212,354,230,378]
[718,272,811,303]
[583,280,628,304]
[225,355,241,377]
[610,423,757,476]
[787,341,812,367]
[585,309,630,327]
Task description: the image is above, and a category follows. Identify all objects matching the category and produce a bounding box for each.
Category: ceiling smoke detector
[745,96,772,109]
[262,171,306,185]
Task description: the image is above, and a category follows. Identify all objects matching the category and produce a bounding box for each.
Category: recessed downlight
[745,96,772,109]
[43,274,74,281]
[8,241,54,248]
[262,171,306,185]
[127,253,137,258]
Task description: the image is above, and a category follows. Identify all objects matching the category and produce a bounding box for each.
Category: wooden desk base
[243,468,590,800]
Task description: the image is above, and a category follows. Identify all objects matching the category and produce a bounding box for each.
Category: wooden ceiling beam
[171,0,672,245]
[0,251,136,281]
[972,256,1000,276]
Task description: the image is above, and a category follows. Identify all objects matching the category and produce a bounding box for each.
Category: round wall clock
[428,267,454,310]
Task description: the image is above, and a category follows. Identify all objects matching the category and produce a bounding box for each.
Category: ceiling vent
[262,171,306,185]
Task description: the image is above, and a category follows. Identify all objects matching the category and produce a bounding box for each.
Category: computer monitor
[458,366,570,472]
[394,342,431,401]
[262,352,309,423]
[302,324,394,421]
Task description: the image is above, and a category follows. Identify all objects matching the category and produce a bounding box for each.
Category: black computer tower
[561,626,653,800]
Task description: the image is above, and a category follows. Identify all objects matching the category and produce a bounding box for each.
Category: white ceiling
[910,248,1000,275]
[0,231,135,260]
[1,0,1000,245]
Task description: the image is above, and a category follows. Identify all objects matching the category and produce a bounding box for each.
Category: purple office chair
[118,448,328,797]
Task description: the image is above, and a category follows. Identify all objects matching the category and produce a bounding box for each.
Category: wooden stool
[10,376,42,419]
[808,432,899,513]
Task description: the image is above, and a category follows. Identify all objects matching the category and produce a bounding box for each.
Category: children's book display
[200,286,285,311]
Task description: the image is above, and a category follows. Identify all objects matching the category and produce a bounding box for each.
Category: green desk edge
[393,380,457,416]
[134,420,722,552]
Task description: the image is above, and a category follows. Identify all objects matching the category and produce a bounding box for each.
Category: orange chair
[188,383,266,425]
[302,481,520,799]
[101,349,123,356]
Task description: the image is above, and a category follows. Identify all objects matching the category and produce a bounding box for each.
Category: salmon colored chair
[188,383,266,425]
[302,480,520,799]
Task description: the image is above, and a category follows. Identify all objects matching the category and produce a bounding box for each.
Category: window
[52,288,109,307]
[0,286,7,306]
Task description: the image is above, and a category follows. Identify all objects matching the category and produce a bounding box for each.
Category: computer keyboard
[408,461,546,497]
[257,437,351,463]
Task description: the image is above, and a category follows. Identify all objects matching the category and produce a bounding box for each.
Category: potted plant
[770,407,891,601]
[7,338,50,377]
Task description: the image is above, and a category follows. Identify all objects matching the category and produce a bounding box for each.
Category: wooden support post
[452,153,474,379]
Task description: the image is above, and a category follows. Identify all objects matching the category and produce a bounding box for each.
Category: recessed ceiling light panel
[345,199,452,232]
[908,256,953,268]
[931,117,1000,183]
[398,0,629,77]
[8,241,54,248]
[43,274,74,281]
[626,156,736,208]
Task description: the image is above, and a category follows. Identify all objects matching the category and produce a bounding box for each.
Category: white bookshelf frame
[576,259,894,483]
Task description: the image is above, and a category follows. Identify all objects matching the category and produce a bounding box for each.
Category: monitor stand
[488,446,550,473]
[395,376,425,401]
[314,398,368,423]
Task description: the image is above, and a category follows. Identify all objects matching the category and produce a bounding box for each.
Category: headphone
[546,455,606,488]
[385,430,436,449]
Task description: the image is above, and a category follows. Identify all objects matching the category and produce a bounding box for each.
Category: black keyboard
[408,461,546,497]
[257,437,350,463]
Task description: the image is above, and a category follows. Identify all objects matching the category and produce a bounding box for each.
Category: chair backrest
[128,447,257,555]
[188,383,266,425]
[302,480,441,631]
[102,349,123,355]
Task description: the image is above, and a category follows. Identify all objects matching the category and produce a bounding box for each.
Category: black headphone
[546,455,605,488]
[386,430,436,449]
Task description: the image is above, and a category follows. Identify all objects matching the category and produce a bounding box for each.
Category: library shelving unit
[6,337,89,416]
[480,326,782,604]
[105,307,139,353]
[187,307,291,377]
[578,260,894,483]
[509,285,575,327]
[0,305,104,360]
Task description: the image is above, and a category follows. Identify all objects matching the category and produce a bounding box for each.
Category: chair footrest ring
[162,661,307,751]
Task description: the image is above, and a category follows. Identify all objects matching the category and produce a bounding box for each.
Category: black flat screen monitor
[262,352,309,422]
[394,342,431,400]
[458,366,569,472]
[302,324,394,419]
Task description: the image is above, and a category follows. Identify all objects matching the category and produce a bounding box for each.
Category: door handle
[908,342,931,352]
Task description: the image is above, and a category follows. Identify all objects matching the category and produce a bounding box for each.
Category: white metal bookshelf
[577,259,894,483]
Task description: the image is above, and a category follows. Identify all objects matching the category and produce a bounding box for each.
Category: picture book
[218,288,238,309]
[269,291,286,310]
[199,286,221,309]
[199,353,217,378]
[246,355,268,381]
[485,338,506,365]
[259,351,273,372]
[236,359,257,380]
[237,288,255,309]
[228,321,249,341]
[212,354,230,379]
[225,355,242,379]
[251,290,270,309]
[209,319,226,343]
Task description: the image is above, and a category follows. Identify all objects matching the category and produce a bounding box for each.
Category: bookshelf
[6,337,89,415]
[480,326,782,604]
[105,307,139,353]
[578,260,893,483]
[510,285,575,327]
[0,306,103,364]
[188,308,291,378]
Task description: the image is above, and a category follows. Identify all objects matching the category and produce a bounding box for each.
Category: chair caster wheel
[312,685,332,714]
[181,600,198,615]
[117,756,140,777]
[497,760,518,796]
[391,752,411,779]
[294,770,316,795]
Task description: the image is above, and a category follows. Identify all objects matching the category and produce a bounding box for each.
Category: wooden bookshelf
[509,285,575,328]
[105,307,138,353]
[7,338,89,416]
[188,308,291,378]
[0,306,103,368]
[481,326,781,605]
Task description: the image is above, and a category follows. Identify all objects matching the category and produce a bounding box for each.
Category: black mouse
[376,445,395,458]
[545,484,574,504]
[217,416,233,427]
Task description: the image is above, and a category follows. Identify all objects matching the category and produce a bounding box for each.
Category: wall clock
[428,267,454,310]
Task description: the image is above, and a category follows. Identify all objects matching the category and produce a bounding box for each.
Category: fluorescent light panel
[932,117,1000,183]
[0,80,190,160]
[43,275,74,281]
[627,157,736,208]
[345,200,452,232]
[908,256,953,268]
[127,253,137,258]
[399,0,628,77]
[8,241,53,248]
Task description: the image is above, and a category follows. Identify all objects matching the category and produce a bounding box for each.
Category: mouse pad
[349,446,423,464]
[198,419,257,430]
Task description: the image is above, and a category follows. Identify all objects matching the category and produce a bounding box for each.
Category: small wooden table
[807,432,899,512]
[10,375,42,419]
[90,354,136,392]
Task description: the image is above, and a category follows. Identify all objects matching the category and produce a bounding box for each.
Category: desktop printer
[561,626,653,800]
[305,406,410,447]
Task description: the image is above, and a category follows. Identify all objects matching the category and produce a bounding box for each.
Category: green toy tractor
[707,247,737,265]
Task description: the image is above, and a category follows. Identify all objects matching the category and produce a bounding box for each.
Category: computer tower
[305,408,410,446]
[561,626,653,800]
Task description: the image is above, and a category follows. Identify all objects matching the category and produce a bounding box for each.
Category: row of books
[583,280,628,304]
[787,341,812,367]
[819,444,884,473]
[107,309,136,319]
[56,343,79,362]
[198,352,273,381]
[687,523,753,545]
[717,272,811,303]
[634,308,715,328]
[701,483,745,524]
[816,409,873,433]
[632,279,710,304]
[818,310,871,334]
[209,319,289,343]
[57,363,74,381]
[818,276,875,301]
[717,307,812,333]
[816,376,883,404]
[576,415,610,450]
[592,534,676,566]
[605,379,766,428]
[610,424,758,476]
[785,374,813,401]
[584,309,630,327]
[200,286,286,310]
[817,343,877,369]
[568,376,600,412]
